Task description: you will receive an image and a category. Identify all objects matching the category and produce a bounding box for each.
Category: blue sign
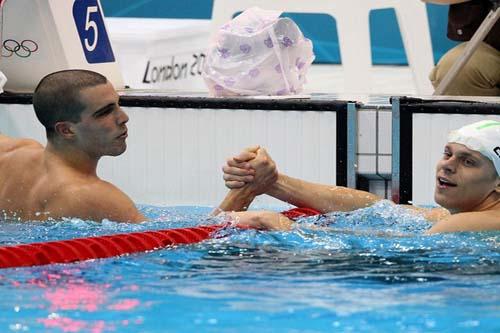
[73,0,115,64]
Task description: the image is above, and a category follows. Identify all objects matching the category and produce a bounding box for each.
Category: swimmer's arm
[426,211,500,234]
[219,147,379,213]
[218,186,257,212]
[266,174,381,213]
[228,210,294,231]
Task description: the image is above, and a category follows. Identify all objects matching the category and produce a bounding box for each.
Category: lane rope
[0,207,320,269]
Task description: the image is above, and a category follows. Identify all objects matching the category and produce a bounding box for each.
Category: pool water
[0,201,498,333]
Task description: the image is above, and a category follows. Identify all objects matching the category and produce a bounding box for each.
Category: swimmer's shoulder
[0,133,43,154]
[426,210,500,234]
[402,204,450,223]
[48,178,145,223]
[422,207,450,222]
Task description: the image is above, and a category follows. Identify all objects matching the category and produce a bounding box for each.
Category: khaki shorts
[429,42,500,96]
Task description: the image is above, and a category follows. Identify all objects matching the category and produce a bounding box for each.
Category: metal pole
[434,5,500,95]
[391,97,401,204]
[347,102,357,189]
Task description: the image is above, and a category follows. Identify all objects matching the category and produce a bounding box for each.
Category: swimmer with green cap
[218,120,500,234]
[447,120,500,177]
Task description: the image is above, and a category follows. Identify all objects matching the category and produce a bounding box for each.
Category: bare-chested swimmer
[218,120,500,234]
[0,70,145,222]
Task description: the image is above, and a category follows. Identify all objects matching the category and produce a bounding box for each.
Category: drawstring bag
[203,7,315,97]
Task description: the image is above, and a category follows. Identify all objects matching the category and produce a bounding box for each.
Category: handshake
[222,145,279,197]
[216,146,298,231]
[217,144,381,230]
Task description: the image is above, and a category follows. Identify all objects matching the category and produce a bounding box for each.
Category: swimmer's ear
[54,121,75,139]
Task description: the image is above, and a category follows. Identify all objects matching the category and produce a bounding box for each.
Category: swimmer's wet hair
[33,69,108,139]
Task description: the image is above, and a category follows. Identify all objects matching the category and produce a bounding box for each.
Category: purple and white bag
[203,7,315,97]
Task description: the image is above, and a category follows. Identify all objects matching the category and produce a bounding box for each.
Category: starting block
[0,0,123,92]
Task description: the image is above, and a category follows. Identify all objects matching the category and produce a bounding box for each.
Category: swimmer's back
[0,135,49,219]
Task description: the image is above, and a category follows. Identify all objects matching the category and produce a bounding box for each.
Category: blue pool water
[0,201,498,332]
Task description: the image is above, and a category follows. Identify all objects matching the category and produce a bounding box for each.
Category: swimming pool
[0,202,498,332]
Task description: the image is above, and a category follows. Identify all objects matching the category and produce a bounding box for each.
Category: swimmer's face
[434,143,499,213]
[71,82,129,157]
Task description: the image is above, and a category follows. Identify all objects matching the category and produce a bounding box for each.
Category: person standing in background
[422,0,500,96]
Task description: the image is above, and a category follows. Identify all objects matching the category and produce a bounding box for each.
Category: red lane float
[0,225,224,269]
[0,208,320,269]
[280,207,321,220]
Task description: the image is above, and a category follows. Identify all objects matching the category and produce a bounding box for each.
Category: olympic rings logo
[2,39,39,58]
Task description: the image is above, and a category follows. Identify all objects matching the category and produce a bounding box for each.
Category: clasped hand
[222,145,278,196]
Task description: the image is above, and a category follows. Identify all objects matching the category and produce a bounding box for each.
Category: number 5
[84,6,98,52]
